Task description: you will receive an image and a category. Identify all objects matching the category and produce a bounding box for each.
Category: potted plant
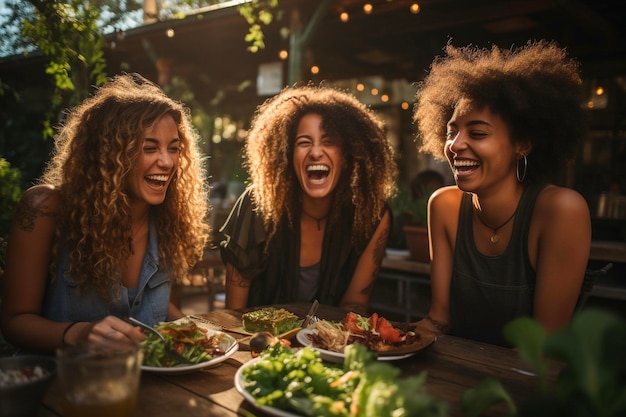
[388,181,429,262]
[402,194,431,263]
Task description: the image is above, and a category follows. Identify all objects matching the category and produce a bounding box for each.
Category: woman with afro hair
[220,85,397,314]
[1,73,210,353]
[413,41,591,347]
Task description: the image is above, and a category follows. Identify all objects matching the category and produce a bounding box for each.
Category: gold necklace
[474,206,517,244]
[301,208,329,231]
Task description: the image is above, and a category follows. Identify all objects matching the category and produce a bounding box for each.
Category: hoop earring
[516,155,527,183]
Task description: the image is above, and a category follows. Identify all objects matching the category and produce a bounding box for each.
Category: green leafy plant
[461,309,626,417]
[390,181,431,227]
[0,158,22,240]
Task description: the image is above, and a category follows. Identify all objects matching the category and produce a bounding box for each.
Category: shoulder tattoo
[14,189,57,232]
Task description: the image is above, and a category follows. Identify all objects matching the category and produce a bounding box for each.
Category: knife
[302,299,319,328]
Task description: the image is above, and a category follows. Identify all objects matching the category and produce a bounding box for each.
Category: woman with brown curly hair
[412,41,591,346]
[1,73,210,353]
[220,85,397,314]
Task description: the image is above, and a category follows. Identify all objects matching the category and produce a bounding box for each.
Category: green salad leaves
[242,343,448,417]
[142,322,219,367]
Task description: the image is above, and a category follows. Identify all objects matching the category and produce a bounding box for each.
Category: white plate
[234,357,302,417]
[141,319,239,374]
[296,328,433,363]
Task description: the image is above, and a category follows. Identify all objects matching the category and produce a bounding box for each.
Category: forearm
[2,313,81,354]
[224,263,250,309]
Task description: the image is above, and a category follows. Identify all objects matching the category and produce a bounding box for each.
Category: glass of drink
[56,342,143,417]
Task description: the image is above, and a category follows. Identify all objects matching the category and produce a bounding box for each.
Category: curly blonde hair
[244,85,397,247]
[414,40,584,184]
[41,73,210,297]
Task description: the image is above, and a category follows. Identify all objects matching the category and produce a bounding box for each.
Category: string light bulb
[595,86,605,95]
[279,50,288,60]
[166,28,175,38]
[410,3,421,14]
[356,83,365,91]
[363,3,373,14]
[340,11,349,22]
[311,66,320,75]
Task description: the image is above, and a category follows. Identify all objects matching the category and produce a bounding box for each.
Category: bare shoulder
[535,184,590,218]
[430,185,463,208]
[13,185,61,232]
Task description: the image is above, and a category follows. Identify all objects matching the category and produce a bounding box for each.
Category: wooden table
[40,302,561,417]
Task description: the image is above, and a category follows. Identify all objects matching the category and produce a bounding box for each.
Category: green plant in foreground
[461,309,626,417]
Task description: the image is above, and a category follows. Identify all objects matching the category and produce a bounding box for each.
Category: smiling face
[445,102,519,194]
[293,113,344,200]
[127,113,181,206]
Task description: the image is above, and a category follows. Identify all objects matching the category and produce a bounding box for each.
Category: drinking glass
[56,343,142,417]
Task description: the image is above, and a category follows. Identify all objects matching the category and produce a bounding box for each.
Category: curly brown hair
[41,73,210,297]
[414,40,585,184]
[244,85,397,247]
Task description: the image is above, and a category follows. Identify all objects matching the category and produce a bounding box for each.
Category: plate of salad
[235,343,447,417]
[296,312,435,363]
[140,318,238,374]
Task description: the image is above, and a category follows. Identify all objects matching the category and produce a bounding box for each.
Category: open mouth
[306,164,330,181]
[454,160,480,173]
[145,174,169,187]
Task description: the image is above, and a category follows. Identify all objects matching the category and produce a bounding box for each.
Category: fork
[128,317,194,365]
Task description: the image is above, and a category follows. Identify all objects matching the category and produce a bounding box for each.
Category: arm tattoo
[14,189,57,232]
[359,282,373,296]
[358,219,390,297]
[226,272,251,288]
[369,220,389,281]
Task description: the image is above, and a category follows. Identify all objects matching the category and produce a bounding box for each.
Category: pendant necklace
[474,206,517,244]
[301,208,329,231]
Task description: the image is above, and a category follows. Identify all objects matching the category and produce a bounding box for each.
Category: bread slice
[242,307,301,335]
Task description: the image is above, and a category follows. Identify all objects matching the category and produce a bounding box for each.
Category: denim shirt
[41,217,171,327]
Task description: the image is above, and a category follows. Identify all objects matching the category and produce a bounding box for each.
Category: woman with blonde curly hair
[1,73,210,353]
[220,85,397,314]
[412,41,591,346]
